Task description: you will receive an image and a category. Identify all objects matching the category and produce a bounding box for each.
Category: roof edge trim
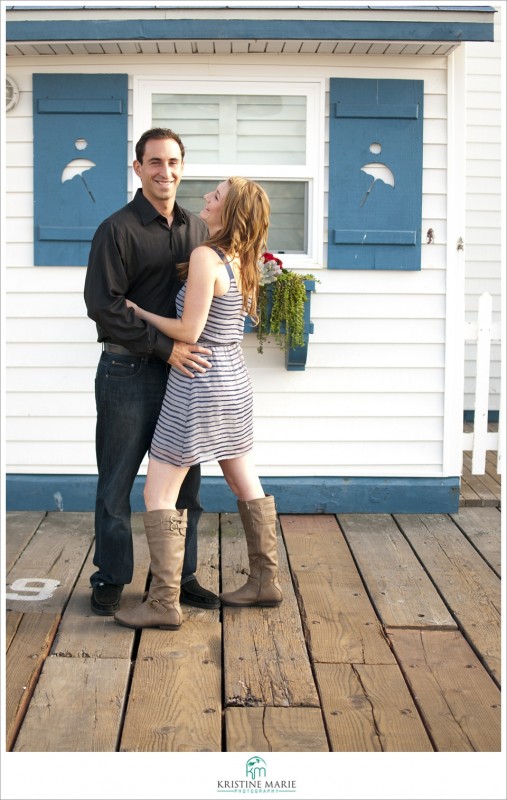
[6,18,495,44]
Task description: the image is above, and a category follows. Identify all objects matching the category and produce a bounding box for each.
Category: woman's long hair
[179,177,270,322]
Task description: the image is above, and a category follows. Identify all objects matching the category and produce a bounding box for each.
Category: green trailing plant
[256,284,271,354]
[269,270,310,350]
[254,253,318,354]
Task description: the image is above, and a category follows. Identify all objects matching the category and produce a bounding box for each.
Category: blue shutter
[33,74,128,266]
[328,78,423,270]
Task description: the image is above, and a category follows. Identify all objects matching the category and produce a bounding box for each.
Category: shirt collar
[133,188,187,226]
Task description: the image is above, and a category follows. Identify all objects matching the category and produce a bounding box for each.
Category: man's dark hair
[135,127,185,163]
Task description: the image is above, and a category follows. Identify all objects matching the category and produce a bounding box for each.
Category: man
[84,127,219,615]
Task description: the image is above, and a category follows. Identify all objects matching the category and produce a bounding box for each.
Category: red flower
[261,252,283,267]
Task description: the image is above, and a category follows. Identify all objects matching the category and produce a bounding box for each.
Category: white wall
[463,5,502,413]
[3,47,485,479]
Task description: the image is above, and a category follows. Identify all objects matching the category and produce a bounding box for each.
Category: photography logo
[246,756,267,780]
[216,755,297,793]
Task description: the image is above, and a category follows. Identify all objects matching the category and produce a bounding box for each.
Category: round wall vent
[6,76,20,112]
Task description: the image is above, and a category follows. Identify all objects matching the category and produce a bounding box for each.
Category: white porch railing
[462,292,502,475]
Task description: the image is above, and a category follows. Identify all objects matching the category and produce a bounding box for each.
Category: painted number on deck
[6,578,60,601]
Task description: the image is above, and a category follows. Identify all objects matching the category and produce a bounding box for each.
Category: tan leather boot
[220,495,283,607]
[114,508,187,630]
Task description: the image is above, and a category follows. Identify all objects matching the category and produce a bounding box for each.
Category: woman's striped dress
[149,251,253,467]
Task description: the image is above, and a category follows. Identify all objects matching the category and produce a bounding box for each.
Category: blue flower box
[244,278,315,371]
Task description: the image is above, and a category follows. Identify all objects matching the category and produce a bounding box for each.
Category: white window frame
[133,76,325,269]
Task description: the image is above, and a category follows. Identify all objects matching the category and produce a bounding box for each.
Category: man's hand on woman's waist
[169,341,212,378]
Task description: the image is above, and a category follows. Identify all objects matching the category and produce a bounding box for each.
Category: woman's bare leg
[219,450,264,501]
[144,458,190,511]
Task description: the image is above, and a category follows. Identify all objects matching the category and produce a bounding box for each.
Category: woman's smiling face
[200,180,230,234]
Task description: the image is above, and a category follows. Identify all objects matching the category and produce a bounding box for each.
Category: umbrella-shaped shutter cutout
[360,162,395,207]
[61,158,97,202]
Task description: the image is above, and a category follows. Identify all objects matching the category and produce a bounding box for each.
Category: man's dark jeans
[90,351,202,588]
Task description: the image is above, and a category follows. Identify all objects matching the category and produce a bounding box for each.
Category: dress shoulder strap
[211,246,234,281]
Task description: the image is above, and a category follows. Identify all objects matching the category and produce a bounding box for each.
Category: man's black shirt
[84,188,208,362]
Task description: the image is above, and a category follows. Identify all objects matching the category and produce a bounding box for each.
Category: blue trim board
[6,19,494,43]
[6,475,460,514]
[463,410,499,423]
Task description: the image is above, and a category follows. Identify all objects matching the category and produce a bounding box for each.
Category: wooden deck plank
[461,439,501,507]
[463,453,501,503]
[6,611,23,650]
[279,514,396,665]
[459,476,483,507]
[6,612,61,751]
[338,514,456,629]
[5,512,45,573]
[450,506,501,576]
[461,462,499,507]
[120,622,222,752]
[315,663,433,752]
[485,449,501,480]
[225,707,329,751]
[50,514,151,659]
[221,513,320,708]
[394,514,501,683]
[388,629,501,751]
[6,512,94,614]
[12,656,131,752]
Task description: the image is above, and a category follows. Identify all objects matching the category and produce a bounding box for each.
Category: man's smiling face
[134,137,184,210]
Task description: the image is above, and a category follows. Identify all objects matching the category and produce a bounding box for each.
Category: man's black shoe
[180,578,220,609]
[91,582,124,616]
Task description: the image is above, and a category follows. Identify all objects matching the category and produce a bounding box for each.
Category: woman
[114,177,283,631]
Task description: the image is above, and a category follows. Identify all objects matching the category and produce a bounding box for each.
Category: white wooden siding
[3,40,495,479]
[464,7,502,413]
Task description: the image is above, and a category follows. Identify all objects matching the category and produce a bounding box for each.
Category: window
[134,78,324,263]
